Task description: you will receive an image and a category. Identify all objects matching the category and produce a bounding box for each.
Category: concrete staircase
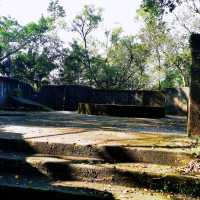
[0,137,199,199]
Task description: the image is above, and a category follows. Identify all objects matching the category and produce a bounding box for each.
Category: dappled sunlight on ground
[0,111,192,147]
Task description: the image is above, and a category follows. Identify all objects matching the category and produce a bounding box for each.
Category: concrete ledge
[78,103,165,118]
[0,138,194,166]
[0,153,199,196]
[0,174,194,200]
[0,174,112,199]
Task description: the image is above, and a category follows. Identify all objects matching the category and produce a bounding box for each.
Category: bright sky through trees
[0,0,142,43]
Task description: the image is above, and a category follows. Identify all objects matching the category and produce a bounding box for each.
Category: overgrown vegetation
[0,0,195,90]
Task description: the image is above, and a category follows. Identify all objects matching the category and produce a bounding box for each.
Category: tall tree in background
[61,25,150,90]
[137,4,170,89]
[60,40,85,85]
[101,27,150,89]
[0,0,194,90]
[71,5,102,87]
[48,0,66,21]
[138,0,194,89]
[12,33,64,89]
[0,16,53,75]
[0,0,66,89]
[142,0,200,32]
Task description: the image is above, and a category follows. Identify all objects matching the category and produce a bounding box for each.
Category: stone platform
[0,111,199,199]
[0,111,189,147]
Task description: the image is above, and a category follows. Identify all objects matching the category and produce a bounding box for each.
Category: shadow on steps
[0,131,114,200]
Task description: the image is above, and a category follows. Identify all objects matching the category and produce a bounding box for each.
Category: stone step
[0,138,194,166]
[0,152,104,176]
[0,173,197,200]
[0,151,199,196]
[0,173,112,199]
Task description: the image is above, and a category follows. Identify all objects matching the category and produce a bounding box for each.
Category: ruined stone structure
[165,87,189,116]
[38,85,165,111]
[78,103,165,118]
[188,33,200,136]
[0,77,34,107]
[38,84,189,115]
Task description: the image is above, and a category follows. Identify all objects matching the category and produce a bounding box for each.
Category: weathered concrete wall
[38,85,165,111]
[165,87,189,116]
[38,85,190,115]
[38,85,93,111]
[90,89,164,107]
[38,85,66,110]
[188,33,200,136]
[0,77,34,107]
[78,103,165,118]
[64,85,93,111]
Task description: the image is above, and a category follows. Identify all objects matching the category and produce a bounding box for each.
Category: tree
[0,15,53,75]
[162,37,191,87]
[60,41,85,85]
[137,4,170,89]
[138,0,192,89]
[48,0,66,21]
[98,28,150,89]
[71,5,102,87]
[13,51,57,89]
[0,0,67,90]
[141,0,178,16]
[142,0,200,15]
[141,0,200,33]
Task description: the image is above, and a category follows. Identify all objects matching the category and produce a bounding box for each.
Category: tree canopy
[0,0,194,90]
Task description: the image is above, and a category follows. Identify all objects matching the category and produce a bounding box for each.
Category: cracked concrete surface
[0,111,193,148]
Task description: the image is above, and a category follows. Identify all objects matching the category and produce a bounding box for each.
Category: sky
[0,0,142,43]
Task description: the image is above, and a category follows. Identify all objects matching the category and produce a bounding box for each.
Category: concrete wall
[0,77,34,106]
[38,85,190,116]
[38,85,66,110]
[164,87,189,116]
[38,85,165,111]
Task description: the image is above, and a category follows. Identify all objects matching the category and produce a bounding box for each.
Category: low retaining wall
[0,77,34,107]
[38,85,189,116]
[164,87,189,116]
[38,85,66,110]
[78,103,165,118]
[38,85,165,111]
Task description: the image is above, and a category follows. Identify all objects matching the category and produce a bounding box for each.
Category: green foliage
[61,27,150,90]
[48,0,66,20]
[12,50,58,88]
[0,1,66,89]
[71,5,102,40]
[138,4,170,89]
[60,41,85,84]
[141,0,179,17]
[70,5,103,87]
[105,33,150,89]
[0,1,193,91]
[11,31,64,89]
[0,15,53,76]
[137,0,193,89]
[163,46,191,87]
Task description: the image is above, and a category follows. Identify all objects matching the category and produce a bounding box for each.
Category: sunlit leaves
[71,5,102,39]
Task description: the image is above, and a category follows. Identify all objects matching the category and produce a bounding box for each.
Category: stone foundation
[78,103,165,118]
